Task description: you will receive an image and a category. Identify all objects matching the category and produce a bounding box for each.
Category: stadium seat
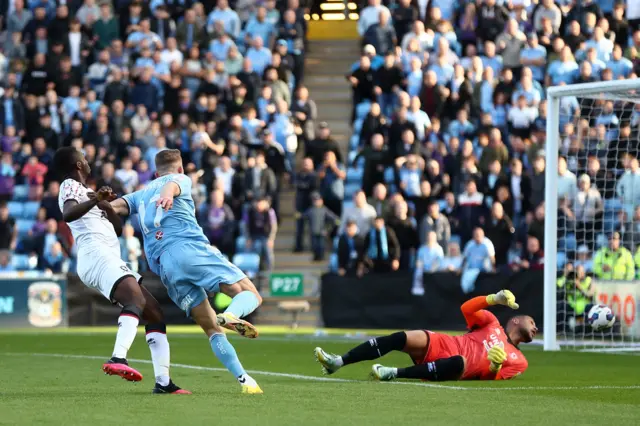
[12,185,29,201]
[596,233,608,248]
[348,151,364,168]
[346,167,363,183]
[604,198,622,214]
[342,201,354,212]
[7,201,23,218]
[16,219,35,238]
[235,236,246,253]
[329,253,338,273]
[383,167,394,184]
[232,253,260,276]
[12,254,35,271]
[349,134,360,151]
[353,119,363,136]
[355,101,371,120]
[344,183,360,199]
[557,251,567,269]
[22,201,40,220]
[562,233,577,252]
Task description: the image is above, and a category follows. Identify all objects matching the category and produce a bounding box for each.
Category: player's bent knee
[432,355,465,381]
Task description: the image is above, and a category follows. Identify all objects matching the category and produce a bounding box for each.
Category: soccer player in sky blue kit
[106,149,263,394]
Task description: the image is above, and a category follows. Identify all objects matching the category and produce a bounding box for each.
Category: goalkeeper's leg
[315,330,428,375]
[372,356,466,382]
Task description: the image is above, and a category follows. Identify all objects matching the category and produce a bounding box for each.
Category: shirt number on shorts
[138,196,164,235]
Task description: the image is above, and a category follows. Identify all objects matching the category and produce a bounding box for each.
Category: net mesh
[554,89,640,352]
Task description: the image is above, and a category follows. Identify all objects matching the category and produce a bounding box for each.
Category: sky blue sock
[225,291,260,318]
[209,333,246,378]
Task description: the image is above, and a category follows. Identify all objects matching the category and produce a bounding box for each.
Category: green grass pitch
[1,327,639,426]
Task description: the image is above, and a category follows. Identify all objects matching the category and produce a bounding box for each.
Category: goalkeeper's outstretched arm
[461,290,520,329]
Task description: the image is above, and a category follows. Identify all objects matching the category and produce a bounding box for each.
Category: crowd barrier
[321,270,544,331]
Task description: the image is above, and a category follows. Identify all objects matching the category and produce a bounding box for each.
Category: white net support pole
[544,92,560,351]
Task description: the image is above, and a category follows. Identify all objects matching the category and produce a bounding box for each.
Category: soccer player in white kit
[54,147,190,394]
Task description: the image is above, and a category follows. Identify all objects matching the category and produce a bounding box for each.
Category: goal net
[545,80,640,353]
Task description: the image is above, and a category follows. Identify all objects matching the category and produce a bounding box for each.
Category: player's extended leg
[315,330,423,375]
[140,286,191,394]
[371,356,465,382]
[190,298,263,394]
[102,277,147,382]
[218,277,262,339]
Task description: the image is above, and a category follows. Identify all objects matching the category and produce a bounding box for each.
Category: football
[587,304,616,332]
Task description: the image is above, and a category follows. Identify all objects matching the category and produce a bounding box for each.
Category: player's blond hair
[155,149,183,176]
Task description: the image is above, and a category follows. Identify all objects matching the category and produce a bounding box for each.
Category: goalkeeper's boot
[102,357,143,382]
[239,375,263,394]
[217,312,259,339]
[314,347,342,375]
[152,380,192,395]
[371,364,397,382]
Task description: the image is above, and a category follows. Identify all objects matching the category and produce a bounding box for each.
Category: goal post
[544,79,640,352]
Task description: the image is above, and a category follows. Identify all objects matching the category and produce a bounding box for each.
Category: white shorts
[76,249,142,302]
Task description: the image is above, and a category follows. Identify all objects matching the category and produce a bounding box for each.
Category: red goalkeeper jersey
[417,297,528,380]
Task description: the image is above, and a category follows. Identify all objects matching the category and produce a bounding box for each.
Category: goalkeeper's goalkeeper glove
[486,290,519,309]
[487,343,507,373]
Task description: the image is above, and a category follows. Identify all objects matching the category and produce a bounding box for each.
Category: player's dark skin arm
[98,201,123,236]
[63,198,100,223]
[62,187,114,223]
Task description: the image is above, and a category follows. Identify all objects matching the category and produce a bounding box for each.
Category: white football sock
[146,331,171,386]
[112,314,139,359]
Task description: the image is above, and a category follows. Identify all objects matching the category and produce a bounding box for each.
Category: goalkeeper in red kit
[315,290,536,381]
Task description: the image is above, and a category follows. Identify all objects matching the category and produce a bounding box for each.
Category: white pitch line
[3,353,640,392]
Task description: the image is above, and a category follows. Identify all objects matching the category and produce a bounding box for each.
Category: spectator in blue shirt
[584,27,614,62]
[430,54,454,85]
[412,230,445,295]
[520,33,547,83]
[511,73,541,107]
[350,44,384,72]
[405,56,423,98]
[447,109,475,143]
[245,36,272,76]
[396,155,424,197]
[546,46,579,86]
[206,0,241,39]
[243,6,275,51]
[607,44,633,79]
[461,227,495,293]
[209,31,236,61]
[584,46,607,77]
[125,19,162,53]
[481,41,503,76]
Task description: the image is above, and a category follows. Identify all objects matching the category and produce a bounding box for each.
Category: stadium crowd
[0,0,312,275]
[318,0,640,296]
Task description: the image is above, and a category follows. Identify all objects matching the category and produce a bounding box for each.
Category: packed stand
[323,0,640,298]
[0,0,311,276]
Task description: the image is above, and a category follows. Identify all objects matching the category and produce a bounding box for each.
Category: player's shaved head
[155,149,183,176]
[506,315,537,344]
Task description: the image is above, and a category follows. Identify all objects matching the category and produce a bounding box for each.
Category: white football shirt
[58,179,120,254]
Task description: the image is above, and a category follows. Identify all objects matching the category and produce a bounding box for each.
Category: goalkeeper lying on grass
[315,291,536,381]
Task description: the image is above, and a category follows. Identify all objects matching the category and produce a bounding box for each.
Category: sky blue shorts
[157,241,246,315]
